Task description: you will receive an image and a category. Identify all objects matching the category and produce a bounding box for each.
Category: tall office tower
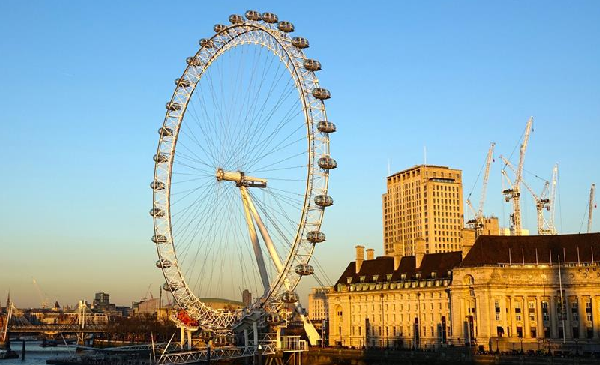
[383,165,464,257]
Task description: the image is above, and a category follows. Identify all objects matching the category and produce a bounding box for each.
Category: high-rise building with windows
[382,165,463,257]
[93,292,110,310]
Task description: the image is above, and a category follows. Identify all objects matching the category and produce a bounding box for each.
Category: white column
[240,188,270,294]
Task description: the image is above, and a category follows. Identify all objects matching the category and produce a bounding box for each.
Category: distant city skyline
[1,1,599,308]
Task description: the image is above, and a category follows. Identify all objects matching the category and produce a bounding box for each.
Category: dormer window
[373,275,379,282]
[415,273,421,279]
[360,276,366,283]
[386,274,393,281]
[346,277,352,284]
[400,273,407,280]
[431,272,437,278]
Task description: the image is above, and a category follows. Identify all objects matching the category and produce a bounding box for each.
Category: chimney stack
[366,248,375,261]
[355,245,365,274]
[393,242,403,270]
[415,237,426,268]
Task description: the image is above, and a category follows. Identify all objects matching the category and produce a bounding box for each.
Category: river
[2,341,76,365]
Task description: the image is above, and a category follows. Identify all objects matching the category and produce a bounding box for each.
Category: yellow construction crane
[466,142,495,236]
[502,117,533,236]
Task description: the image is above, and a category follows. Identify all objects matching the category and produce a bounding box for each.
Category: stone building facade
[452,233,600,352]
[327,245,462,349]
[327,234,600,353]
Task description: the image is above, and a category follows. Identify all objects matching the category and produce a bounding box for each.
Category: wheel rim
[151,15,334,331]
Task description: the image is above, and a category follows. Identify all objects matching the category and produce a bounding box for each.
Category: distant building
[500,227,530,236]
[93,292,110,311]
[481,216,500,235]
[308,287,330,322]
[133,298,160,317]
[242,289,252,307]
[383,165,463,257]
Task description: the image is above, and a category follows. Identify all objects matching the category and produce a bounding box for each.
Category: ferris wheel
[150,10,336,331]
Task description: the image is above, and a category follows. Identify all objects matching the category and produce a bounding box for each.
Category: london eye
[150,10,336,332]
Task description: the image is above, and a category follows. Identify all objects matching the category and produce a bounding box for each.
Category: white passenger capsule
[295,264,314,276]
[156,259,172,269]
[306,231,326,243]
[149,207,165,218]
[186,57,202,67]
[317,121,336,133]
[166,102,181,111]
[158,126,173,137]
[175,78,191,88]
[162,283,175,292]
[199,38,214,48]
[303,59,321,71]
[153,153,168,163]
[318,155,337,170]
[292,37,309,49]
[315,195,333,207]
[261,12,278,23]
[281,291,299,304]
[229,14,244,24]
[245,10,260,21]
[152,234,167,243]
[312,88,331,100]
[150,180,165,191]
[277,21,294,33]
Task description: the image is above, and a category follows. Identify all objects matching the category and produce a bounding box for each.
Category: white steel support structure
[0,294,12,343]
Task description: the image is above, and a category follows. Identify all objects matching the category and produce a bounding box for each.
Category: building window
[528,301,536,321]
[542,301,549,321]
[495,300,501,321]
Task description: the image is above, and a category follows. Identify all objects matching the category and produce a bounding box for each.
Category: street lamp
[519,337,523,354]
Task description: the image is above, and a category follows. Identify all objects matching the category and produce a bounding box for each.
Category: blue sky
[1,1,599,307]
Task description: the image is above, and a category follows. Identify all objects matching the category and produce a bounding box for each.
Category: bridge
[8,324,108,334]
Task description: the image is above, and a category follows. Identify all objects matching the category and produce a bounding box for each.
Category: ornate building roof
[334,252,463,286]
[461,233,600,267]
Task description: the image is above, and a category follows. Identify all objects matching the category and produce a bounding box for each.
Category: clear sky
[1,1,599,308]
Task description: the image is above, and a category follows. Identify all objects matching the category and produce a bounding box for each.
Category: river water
[2,341,76,365]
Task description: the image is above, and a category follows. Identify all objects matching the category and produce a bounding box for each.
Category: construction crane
[502,117,533,236]
[32,278,49,309]
[142,284,154,301]
[547,164,559,234]
[589,183,596,233]
[500,156,554,235]
[502,158,559,235]
[466,142,495,236]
